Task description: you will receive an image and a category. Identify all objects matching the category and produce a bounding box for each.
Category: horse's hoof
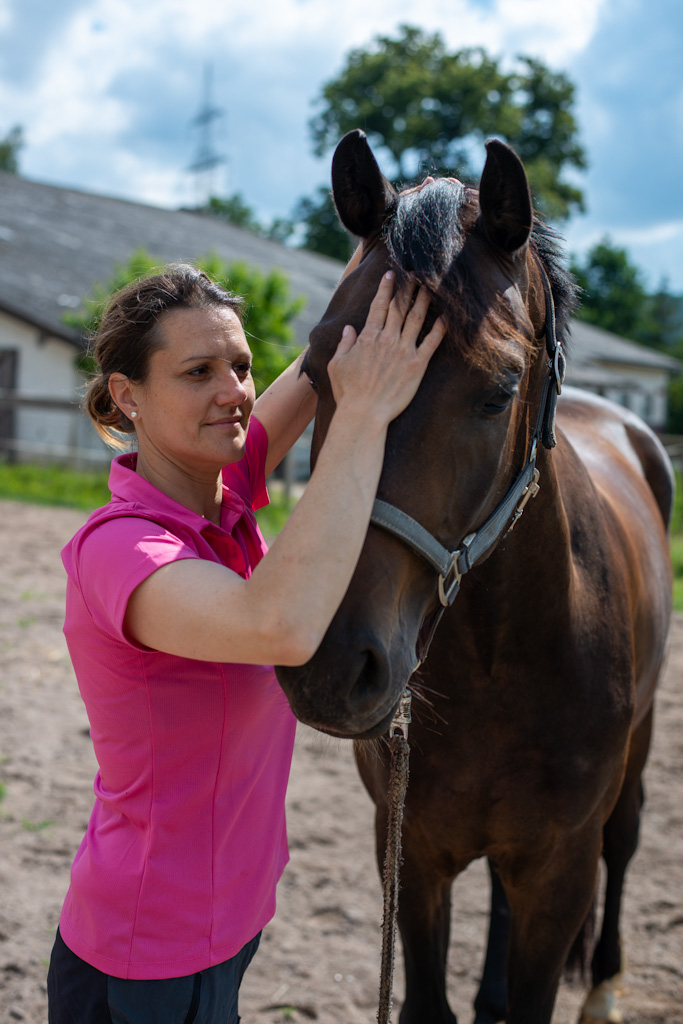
[579,975,624,1024]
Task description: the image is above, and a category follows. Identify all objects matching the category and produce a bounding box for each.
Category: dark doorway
[0,349,18,459]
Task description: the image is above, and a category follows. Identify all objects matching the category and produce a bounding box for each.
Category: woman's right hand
[327,271,446,429]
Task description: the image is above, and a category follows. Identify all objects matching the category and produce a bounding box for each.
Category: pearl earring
[130,411,137,419]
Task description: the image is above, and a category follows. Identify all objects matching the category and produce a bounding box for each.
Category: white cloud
[11,0,610,183]
[11,0,683,289]
[615,220,683,248]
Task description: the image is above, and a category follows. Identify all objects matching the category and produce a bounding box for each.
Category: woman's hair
[84,263,244,449]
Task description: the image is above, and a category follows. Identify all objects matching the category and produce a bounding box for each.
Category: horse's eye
[483,386,516,415]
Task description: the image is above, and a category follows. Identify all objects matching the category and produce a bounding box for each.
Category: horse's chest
[404,654,633,854]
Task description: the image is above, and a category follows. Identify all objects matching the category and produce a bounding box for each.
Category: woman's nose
[216,370,248,405]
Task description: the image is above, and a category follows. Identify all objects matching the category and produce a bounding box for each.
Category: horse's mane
[383,179,578,373]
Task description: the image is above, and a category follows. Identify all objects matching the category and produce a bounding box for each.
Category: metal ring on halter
[437,555,462,607]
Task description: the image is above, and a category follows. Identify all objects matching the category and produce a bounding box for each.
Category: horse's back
[556,386,673,724]
[557,386,674,530]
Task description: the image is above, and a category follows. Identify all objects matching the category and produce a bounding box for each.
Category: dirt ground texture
[0,498,681,1024]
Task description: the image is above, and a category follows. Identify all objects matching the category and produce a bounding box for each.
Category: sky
[1,0,683,290]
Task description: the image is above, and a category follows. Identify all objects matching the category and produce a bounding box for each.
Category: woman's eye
[234,363,252,379]
[188,365,209,378]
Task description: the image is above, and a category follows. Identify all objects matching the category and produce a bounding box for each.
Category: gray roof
[568,319,681,373]
[0,170,346,348]
[0,171,680,386]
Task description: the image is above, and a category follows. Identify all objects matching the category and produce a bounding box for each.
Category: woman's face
[133,305,255,475]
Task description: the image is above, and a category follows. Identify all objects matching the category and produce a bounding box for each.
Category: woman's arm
[123,274,445,666]
[253,349,317,479]
[253,243,364,477]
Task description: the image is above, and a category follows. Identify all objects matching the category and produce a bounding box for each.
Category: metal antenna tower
[188,63,226,208]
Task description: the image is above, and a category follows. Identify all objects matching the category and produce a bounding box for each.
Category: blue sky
[1,0,682,290]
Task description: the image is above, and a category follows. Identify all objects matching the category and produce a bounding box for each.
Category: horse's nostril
[348,645,391,713]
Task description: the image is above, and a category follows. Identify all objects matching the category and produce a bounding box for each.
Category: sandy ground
[0,498,681,1024]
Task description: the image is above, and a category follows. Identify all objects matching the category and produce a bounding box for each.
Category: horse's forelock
[382,179,577,373]
[384,181,526,372]
[385,179,471,283]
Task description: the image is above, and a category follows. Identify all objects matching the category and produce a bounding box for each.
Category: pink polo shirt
[59,417,297,980]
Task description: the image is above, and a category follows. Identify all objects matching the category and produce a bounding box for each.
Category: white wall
[0,310,109,461]
[596,362,669,430]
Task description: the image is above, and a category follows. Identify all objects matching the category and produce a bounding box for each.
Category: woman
[47,261,444,1024]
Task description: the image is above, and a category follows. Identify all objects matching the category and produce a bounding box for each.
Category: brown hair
[84,263,244,449]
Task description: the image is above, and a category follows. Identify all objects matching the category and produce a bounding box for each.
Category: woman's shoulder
[62,504,199,582]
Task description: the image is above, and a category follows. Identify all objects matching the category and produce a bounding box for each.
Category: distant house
[566,320,680,431]
[0,170,679,464]
[0,171,343,464]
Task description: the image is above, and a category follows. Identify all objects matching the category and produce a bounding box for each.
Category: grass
[2,461,683,609]
[21,818,54,832]
[0,459,296,541]
[0,461,110,510]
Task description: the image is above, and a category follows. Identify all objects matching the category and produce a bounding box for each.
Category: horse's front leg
[473,860,510,1024]
[378,818,458,1024]
[581,707,653,1024]
[503,826,603,1024]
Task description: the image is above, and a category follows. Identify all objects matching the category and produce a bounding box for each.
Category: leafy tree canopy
[570,238,683,352]
[204,193,264,233]
[200,193,294,245]
[571,239,650,340]
[570,237,683,431]
[0,125,24,174]
[293,188,355,262]
[309,25,586,223]
[64,247,305,394]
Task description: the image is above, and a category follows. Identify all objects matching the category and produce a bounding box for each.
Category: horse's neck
[465,444,574,619]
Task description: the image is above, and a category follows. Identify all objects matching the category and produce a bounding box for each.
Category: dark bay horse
[275,130,673,1023]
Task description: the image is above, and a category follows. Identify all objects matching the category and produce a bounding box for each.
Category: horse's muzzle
[275,630,412,738]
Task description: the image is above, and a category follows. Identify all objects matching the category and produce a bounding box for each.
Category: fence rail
[0,390,309,487]
[0,389,80,412]
[0,389,110,466]
[4,389,676,481]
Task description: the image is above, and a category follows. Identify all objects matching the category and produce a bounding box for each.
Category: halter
[370,264,565,665]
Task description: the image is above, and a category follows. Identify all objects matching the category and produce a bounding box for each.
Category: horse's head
[276,130,574,738]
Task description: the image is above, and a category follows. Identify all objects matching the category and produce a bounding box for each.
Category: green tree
[64,247,305,393]
[309,25,586,223]
[204,193,264,232]
[201,194,295,245]
[571,238,650,340]
[639,283,683,352]
[0,125,24,174]
[293,188,354,261]
[198,251,305,392]
[667,375,683,433]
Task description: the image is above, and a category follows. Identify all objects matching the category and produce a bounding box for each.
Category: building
[0,170,679,464]
[0,171,342,463]
[566,320,680,431]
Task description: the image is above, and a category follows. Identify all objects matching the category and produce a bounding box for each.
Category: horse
[275,130,673,1024]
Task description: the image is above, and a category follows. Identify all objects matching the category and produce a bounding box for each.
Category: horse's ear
[331,129,397,239]
[479,139,533,254]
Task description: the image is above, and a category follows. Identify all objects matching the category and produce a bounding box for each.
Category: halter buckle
[506,469,540,535]
[437,553,463,607]
[552,341,566,396]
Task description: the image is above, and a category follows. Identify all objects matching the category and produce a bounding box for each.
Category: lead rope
[377,688,412,1024]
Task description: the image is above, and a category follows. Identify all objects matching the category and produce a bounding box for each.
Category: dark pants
[47,928,261,1024]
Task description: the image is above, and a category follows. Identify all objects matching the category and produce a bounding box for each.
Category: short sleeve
[222,416,269,511]
[71,517,200,642]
